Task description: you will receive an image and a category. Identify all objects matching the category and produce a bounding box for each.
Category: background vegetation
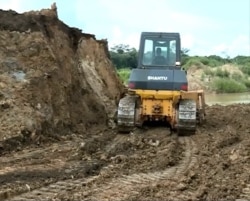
[109,44,250,93]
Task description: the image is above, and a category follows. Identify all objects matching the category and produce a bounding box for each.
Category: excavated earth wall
[0,8,124,147]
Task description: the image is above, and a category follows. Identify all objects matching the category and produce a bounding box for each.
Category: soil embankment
[0,6,124,150]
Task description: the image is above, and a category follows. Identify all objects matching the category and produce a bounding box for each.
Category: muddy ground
[0,5,249,201]
[0,104,249,201]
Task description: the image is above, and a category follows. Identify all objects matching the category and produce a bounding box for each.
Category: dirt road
[0,104,249,201]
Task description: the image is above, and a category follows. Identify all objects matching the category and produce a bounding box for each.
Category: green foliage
[215,69,230,78]
[231,72,243,81]
[110,44,138,69]
[240,65,250,76]
[207,55,225,67]
[109,45,250,94]
[183,55,224,69]
[199,57,210,66]
[109,44,250,72]
[212,78,247,93]
[233,56,250,66]
[181,48,190,66]
[232,56,250,76]
[243,79,250,89]
[111,44,131,54]
[203,68,215,76]
[117,68,131,84]
[183,57,203,69]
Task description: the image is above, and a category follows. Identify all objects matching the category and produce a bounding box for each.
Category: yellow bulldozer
[117,32,206,135]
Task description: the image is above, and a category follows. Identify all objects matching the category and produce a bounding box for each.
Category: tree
[110,44,131,54]
[109,44,138,69]
[181,48,190,66]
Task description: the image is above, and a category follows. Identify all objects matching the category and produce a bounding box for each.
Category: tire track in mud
[0,141,78,178]
[1,135,126,201]
[1,160,102,201]
[82,136,197,201]
[0,141,76,164]
[5,176,99,201]
[4,134,197,201]
[0,140,81,201]
[104,134,127,154]
[237,184,250,201]
[0,134,118,201]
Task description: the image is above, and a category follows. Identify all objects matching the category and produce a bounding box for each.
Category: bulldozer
[117,32,205,135]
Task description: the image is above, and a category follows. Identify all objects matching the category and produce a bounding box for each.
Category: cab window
[142,38,177,66]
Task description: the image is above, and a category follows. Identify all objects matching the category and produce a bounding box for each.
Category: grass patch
[183,56,224,69]
[183,58,203,70]
[243,79,250,89]
[203,67,215,76]
[215,68,230,78]
[117,68,131,84]
[231,72,243,81]
[240,65,250,76]
[212,78,247,93]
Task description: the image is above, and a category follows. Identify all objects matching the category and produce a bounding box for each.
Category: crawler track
[6,176,99,201]
[237,184,250,201]
[0,141,75,164]
[10,136,196,201]
[82,136,197,201]
[0,140,81,200]
[2,132,198,201]
[1,160,103,201]
[0,141,76,177]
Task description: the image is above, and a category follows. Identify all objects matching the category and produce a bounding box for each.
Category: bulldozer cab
[138,32,181,68]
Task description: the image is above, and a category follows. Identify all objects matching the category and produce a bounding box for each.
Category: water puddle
[205,92,250,106]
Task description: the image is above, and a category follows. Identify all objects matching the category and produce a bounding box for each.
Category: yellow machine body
[130,89,206,129]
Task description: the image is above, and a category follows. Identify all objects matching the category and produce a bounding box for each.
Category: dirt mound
[190,104,250,200]
[0,7,124,151]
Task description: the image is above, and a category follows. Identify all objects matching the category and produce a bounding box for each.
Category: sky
[0,0,249,58]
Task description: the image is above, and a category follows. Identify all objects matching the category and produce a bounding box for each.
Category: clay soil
[0,6,249,201]
[0,104,250,201]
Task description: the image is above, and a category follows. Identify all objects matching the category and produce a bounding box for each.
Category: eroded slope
[0,7,124,151]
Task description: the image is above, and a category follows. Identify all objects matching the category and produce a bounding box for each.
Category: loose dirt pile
[0,6,124,153]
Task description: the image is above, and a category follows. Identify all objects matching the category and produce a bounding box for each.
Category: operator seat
[152,47,166,65]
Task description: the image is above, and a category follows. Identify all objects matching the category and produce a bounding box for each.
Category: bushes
[199,57,210,66]
[210,70,250,93]
[233,56,250,66]
[207,55,225,67]
[183,56,224,69]
[243,79,250,89]
[203,68,215,76]
[183,57,203,69]
[117,68,131,84]
[212,78,247,93]
[215,69,230,78]
[231,72,243,81]
[240,65,250,76]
